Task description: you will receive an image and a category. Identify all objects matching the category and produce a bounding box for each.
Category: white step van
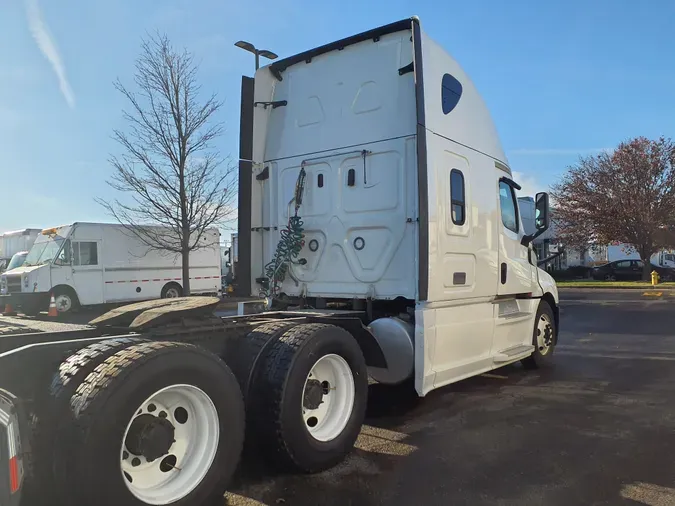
[0,222,221,314]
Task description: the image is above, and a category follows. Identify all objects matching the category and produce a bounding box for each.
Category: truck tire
[26,337,148,506]
[52,286,80,314]
[250,323,368,473]
[54,341,245,506]
[227,321,297,400]
[161,282,183,298]
[522,301,556,370]
[49,337,148,399]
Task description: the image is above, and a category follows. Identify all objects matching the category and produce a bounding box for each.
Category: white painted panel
[414,300,495,396]
[260,136,417,299]
[342,151,401,214]
[262,31,416,162]
[419,29,508,167]
[425,138,499,303]
[441,253,475,290]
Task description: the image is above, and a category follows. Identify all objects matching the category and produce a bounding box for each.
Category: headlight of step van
[23,276,28,289]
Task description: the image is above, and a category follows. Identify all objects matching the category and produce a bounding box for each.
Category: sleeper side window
[499,181,519,233]
[450,169,465,225]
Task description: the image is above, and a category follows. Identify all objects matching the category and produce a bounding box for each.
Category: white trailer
[0,18,558,506]
[0,229,40,272]
[0,222,221,314]
[604,243,675,268]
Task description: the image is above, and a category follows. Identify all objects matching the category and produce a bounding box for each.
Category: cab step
[493,344,534,363]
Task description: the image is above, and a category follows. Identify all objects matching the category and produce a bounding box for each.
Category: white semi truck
[0,18,558,506]
[0,223,221,315]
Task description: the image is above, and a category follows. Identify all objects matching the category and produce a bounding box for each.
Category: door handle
[501,263,507,284]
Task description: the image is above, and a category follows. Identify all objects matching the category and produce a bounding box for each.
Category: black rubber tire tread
[227,321,297,400]
[56,341,245,506]
[251,323,368,473]
[50,337,146,398]
[24,338,147,506]
[522,300,556,370]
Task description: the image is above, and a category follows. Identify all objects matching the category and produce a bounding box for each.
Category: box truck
[0,223,221,315]
[0,18,558,506]
[0,229,40,273]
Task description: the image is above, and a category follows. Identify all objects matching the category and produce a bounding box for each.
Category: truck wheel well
[541,292,558,342]
[52,284,79,303]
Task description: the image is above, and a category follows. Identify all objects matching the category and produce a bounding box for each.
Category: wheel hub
[536,315,554,353]
[303,379,325,410]
[301,354,355,442]
[125,414,175,461]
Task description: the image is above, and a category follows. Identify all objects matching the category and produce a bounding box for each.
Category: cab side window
[73,242,99,266]
[499,181,519,233]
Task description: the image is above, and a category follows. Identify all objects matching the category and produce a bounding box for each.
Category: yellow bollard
[652,270,660,286]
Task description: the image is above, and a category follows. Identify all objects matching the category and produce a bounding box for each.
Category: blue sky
[2,0,675,234]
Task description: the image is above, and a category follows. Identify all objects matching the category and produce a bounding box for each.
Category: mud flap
[0,389,25,506]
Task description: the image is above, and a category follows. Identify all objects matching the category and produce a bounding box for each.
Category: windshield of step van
[23,236,67,266]
[6,252,28,271]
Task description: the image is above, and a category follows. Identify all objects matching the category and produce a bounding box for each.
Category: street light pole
[234,40,278,72]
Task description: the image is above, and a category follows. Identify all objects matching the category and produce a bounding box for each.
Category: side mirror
[522,192,551,246]
[534,192,550,231]
[225,261,232,269]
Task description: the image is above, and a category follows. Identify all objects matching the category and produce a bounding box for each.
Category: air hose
[262,166,307,298]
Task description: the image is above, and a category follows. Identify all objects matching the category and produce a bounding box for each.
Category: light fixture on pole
[234,40,278,70]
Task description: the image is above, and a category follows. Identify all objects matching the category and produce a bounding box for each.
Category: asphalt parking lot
[227,290,675,506]
[3,290,675,505]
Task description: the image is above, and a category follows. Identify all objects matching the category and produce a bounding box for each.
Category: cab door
[496,177,534,296]
[71,241,104,305]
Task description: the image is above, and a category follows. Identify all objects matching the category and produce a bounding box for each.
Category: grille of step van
[5,275,21,294]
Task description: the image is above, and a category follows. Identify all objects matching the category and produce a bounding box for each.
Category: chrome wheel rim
[536,313,554,356]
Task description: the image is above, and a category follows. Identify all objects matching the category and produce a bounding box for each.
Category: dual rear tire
[38,322,367,505]
[44,341,245,506]
[248,323,368,472]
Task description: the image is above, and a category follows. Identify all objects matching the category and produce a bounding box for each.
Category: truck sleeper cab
[243,16,559,395]
[0,17,558,506]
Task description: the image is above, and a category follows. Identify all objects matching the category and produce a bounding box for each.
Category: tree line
[552,137,675,280]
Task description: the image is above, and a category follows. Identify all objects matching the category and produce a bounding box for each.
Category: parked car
[591,260,674,281]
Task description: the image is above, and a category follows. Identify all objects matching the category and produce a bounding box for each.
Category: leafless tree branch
[99,33,236,295]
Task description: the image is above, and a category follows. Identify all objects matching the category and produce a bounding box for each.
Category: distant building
[517,197,675,270]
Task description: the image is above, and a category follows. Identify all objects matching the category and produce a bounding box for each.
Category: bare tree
[551,137,675,280]
[99,33,235,295]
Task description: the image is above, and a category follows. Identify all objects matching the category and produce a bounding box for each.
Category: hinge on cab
[256,166,270,181]
[254,100,287,109]
[398,62,414,76]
